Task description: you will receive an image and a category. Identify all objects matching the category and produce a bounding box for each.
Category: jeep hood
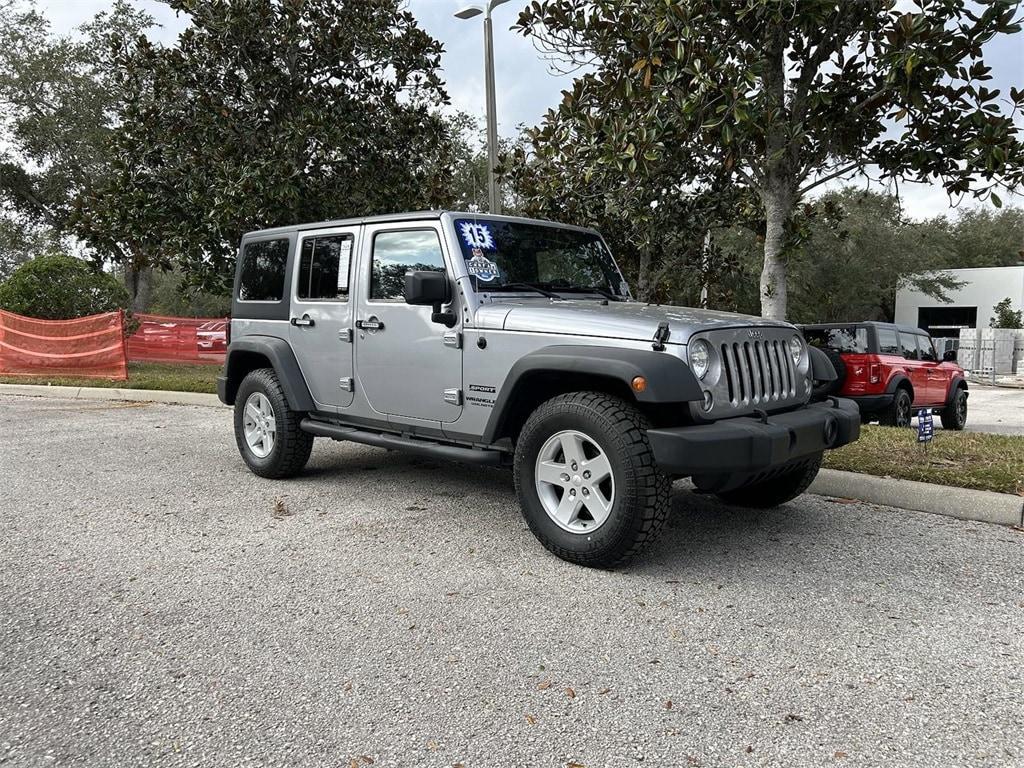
[474,300,794,344]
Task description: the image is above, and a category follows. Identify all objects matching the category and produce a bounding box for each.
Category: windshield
[452,218,628,297]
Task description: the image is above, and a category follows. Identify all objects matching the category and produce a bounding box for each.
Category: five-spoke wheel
[534,429,615,533]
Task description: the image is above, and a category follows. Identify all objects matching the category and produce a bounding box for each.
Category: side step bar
[299,418,503,466]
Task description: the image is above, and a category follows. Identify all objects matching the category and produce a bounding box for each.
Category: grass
[0,362,218,394]
[824,424,1024,496]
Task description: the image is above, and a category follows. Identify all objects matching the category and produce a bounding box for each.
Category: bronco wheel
[879,387,913,428]
[940,386,968,430]
[513,392,672,568]
[234,368,313,479]
[715,454,822,508]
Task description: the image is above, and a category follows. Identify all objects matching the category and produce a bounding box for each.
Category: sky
[37,0,1024,220]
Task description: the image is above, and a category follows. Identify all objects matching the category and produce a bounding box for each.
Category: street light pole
[455,0,510,215]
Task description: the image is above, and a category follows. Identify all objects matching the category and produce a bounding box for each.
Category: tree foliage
[990,297,1023,328]
[515,0,1024,318]
[0,1,153,281]
[0,253,129,319]
[711,187,963,322]
[76,0,457,294]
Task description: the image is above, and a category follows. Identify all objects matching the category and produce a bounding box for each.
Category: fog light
[702,389,714,411]
[631,376,647,393]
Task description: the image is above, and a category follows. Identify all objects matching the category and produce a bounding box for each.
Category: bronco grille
[719,338,797,406]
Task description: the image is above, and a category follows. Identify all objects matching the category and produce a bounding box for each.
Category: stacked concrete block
[958,328,980,372]
[978,327,1021,375]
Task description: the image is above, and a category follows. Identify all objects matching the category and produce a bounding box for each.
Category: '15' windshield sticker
[467,251,500,282]
[459,221,495,250]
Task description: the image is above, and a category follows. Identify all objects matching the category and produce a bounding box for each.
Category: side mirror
[943,349,958,362]
[404,270,456,328]
[404,270,450,306]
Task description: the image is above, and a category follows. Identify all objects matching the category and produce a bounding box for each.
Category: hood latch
[652,322,670,351]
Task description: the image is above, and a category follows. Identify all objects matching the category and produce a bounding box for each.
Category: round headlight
[789,335,804,364]
[690,339,711,379]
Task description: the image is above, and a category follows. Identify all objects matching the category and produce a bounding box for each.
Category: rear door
[288,227,358,412]
[353,222,463,423]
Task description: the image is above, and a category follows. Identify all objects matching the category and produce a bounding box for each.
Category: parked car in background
[196,321,228,354]
[798,322,968,430]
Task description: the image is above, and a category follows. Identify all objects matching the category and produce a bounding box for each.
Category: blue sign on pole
[917,408,934,443]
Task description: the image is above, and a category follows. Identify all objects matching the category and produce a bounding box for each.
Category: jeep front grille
[691,328,809,418]
[719,338,797,406]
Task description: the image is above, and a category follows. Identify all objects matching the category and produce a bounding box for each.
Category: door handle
[290,315,315,327]
[355,319,384,331]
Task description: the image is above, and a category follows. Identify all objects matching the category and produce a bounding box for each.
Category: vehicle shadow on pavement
[295,442,836,575]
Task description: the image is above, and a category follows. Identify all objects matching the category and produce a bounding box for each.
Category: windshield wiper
[490,282,562,299]
[555,285,627,302]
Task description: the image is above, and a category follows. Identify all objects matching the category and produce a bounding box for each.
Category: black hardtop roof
[242,211,600,239]
[798,320,926,335]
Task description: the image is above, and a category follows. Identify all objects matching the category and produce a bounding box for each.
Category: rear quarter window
[238,238,289,301]
[803,326,868,354]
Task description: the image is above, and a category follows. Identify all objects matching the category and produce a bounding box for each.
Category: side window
[877,327,900,355]
[297,234,352,301]
[917,334,937,362]
[899,332,918,360]
[371,229,445,301]
[238,238,289,301]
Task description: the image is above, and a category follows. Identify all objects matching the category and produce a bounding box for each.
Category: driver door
[354,223,463,423]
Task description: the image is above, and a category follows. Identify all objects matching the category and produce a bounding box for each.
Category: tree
[76,0,457,295]
[516,1,1024,319]
[0,253,129,319]
[0,0,155,306]
[990,297,1023,328]
[947,206,1024,268]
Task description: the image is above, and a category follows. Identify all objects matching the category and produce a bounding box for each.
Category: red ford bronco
[798,322,968,430]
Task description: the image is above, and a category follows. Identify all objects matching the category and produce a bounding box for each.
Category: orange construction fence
[0,310,128,380]
[126,313,228,365]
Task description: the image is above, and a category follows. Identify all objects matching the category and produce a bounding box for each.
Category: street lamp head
[454,4,484,19]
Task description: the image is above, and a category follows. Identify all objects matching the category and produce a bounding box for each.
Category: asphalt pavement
[960,384,1024,435]
[2,395,1022,768]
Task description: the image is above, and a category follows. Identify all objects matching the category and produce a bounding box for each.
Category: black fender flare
[944,375,968,406]
[482,345,704,444]
[221,336,315,411]
[885,373,913,398]
[808,346,838,382]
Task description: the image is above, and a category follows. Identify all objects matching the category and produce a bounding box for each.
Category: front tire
[233,368,314,479]
[513,392,672,568]
[715,454,822,509]
[879,387,913,428]
[940,386,968,430]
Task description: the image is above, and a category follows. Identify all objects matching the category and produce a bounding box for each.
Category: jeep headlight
[689,339,711,379]
[790,335,806,366]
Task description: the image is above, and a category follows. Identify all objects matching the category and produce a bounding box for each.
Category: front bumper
[647,398,860,476]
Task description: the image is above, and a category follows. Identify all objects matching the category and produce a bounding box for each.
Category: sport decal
[459,221,495,250]
[467,253,500,282]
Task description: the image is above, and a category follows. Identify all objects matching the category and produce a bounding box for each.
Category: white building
[895,266,1024,336]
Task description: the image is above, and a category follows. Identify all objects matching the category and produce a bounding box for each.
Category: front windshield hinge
[652,322,670,351]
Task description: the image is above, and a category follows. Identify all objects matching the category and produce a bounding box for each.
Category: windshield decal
[459,221,495,250]
[467,251,500,282]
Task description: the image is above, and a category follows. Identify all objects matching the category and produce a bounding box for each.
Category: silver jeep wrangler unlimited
[219,212,859,567]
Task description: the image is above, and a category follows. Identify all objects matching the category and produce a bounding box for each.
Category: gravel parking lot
[2,394,1023,768]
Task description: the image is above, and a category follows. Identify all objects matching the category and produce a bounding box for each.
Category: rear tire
[513,392,672,568]
[879,387,913,428]
[715,454,822,508]
[234,368,314,479]
[940,386,968,430]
